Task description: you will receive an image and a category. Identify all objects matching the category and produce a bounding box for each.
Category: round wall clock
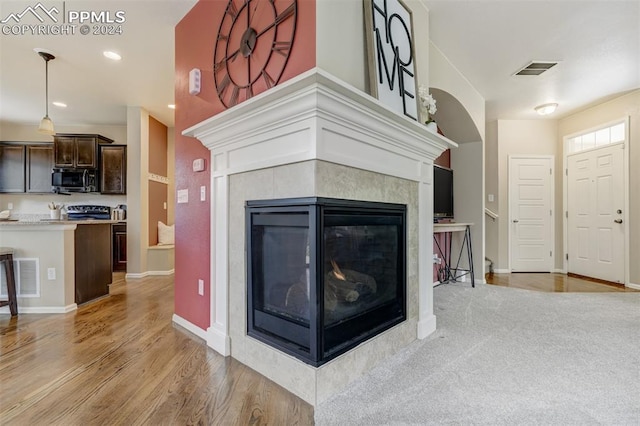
[214,0,297,108]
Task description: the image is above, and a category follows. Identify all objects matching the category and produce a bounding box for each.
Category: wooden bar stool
[0,247,18,316]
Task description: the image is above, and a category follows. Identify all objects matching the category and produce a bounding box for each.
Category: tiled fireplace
[183,69,454,405]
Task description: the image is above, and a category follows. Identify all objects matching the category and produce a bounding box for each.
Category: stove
[66,205,111,220]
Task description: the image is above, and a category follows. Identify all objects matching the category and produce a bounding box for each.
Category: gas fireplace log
[324,261,377,311]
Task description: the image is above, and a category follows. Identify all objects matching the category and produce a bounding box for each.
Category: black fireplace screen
[247,197,406,366]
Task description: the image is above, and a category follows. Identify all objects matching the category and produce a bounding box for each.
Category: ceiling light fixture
[103,51,122,61]
[36,49,56,135]
[168,104,176,109]
[53,101,67,108]
[535,103,558,115]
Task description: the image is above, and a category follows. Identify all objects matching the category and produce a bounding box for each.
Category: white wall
[450,141,485,281]
[126,106,149,276]
[429,37,486,279]
[485,121,499,268]
[167,127,176,225]
[494,119,559,271]
[0,122,126,143]
[316,0,430,97]
[558,90,640,285]
[429,43,485,142]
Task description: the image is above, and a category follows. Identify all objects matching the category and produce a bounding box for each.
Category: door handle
[614,219,623,224]
[513,219,519,223]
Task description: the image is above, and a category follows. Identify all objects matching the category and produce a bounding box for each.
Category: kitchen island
[0,220,118,313]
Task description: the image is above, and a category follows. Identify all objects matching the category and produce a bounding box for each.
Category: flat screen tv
[433,165,454,220]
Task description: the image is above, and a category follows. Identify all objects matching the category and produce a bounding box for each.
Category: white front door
[509,156,553,272]
[567,144,625,283]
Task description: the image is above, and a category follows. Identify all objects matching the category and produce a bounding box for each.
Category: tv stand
[433,222,475,287]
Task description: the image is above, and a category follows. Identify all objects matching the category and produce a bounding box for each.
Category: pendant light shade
[37,50,56,135]
[38,115,55,134]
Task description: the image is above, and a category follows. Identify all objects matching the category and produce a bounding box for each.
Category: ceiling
[425,0,640,121]
[0,1,638,132]
[0,0,197,129]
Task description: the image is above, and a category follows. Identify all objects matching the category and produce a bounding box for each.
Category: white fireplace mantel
[182,67,455,404]
[183,67,456,180]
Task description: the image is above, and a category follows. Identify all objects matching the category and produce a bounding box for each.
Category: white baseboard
[417,314,436,340]
[148,269,175,276]
[207,325,231,356]
[126,272,149,279]
[432,280,441,287]
[0,303,77,314]
[126,270,174,278]
[553,268,565,274]
[627,282,640,290]
[172,314,207,340]
[493,269,510,274]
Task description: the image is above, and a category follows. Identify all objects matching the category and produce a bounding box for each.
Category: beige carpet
[315,282,640,425]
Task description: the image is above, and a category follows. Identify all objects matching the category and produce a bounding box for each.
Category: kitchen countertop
[0,219,124,226]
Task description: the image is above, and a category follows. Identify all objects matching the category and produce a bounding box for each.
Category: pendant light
[37,50,56,135]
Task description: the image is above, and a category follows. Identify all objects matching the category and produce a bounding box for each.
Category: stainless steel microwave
[51,169,97,192]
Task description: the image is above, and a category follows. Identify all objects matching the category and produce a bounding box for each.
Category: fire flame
[331,260,346,281]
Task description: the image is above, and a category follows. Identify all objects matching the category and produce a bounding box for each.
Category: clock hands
[255,2,295,39]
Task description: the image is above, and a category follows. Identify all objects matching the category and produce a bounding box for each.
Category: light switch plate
[177,189,188,204]
[198,279,204,296]
[200,186,206,201]
[47,268,56,280]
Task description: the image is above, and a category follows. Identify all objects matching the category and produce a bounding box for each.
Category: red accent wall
[174,0,316,330]
[434,149,450,168]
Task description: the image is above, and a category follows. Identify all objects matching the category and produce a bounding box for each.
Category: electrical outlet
[198,279,204,296]
[7,203,13,210]
[47,268,56,280]
[200,186,206,201]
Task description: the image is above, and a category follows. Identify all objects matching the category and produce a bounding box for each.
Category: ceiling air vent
[514,61,558,76]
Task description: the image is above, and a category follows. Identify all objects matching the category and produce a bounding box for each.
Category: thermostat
[189,68,201,95]
[192,158,205,172]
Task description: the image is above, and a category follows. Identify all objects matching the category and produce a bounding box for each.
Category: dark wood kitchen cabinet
[100,145,126,194]
[112,223,127,272]
[0,143,54,193]
[26,144,54,193]
[54,134,113,169]
[75,223,112,304]
[0,144,26,192]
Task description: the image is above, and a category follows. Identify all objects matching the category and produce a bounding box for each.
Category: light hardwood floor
[486,272,638,292]
[0,274,314,425]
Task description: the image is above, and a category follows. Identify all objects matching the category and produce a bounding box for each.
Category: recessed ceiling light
[168,104,176,109]
[103,51,121,61]
[535,103,558,115]
[52,101,67,108]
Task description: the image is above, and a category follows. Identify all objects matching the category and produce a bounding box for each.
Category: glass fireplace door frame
[247,204,319,362]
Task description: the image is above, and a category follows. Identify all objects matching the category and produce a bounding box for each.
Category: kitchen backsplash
[0,193,126,219]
